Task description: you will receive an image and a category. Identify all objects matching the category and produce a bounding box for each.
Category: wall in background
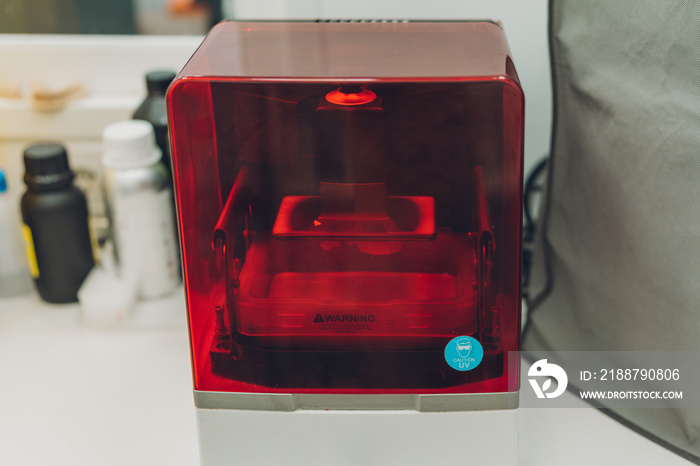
[0,35,200,199]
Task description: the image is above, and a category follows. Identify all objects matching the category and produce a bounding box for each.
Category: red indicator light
[326,86,376,106]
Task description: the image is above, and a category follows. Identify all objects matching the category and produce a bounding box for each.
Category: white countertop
[0,291,692,466]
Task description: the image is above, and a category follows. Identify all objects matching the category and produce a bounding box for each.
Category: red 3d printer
[168,20,522,466]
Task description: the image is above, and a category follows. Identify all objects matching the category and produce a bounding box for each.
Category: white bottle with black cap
[102,120,180,299]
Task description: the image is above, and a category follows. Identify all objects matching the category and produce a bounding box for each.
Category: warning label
[312,313,376,334]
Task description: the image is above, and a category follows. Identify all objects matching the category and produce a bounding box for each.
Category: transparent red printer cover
[168,21,523,394]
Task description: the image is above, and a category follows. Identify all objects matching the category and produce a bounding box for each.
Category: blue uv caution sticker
[444,336,484,371]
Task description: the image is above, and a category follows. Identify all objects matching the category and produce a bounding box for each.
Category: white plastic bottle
[0,169,32,297]
[102,120,181,299]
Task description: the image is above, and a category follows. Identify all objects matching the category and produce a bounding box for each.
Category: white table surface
[0,291,693,466]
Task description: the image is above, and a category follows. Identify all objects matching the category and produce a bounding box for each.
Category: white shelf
[0,292,692,465]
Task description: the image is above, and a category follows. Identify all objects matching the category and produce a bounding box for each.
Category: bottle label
[88,217,101,265]
[110,187,180,298]
[21,224,39,278]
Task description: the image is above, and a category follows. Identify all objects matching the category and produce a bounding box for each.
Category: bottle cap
[145,70,176,95]
[23,143,74,190]
[102,120,162,169]
[0,169,6,193]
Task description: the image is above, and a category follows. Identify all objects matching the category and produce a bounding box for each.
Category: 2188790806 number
[600,368,680,381]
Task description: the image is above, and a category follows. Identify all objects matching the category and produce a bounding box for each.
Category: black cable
[523,156,549,243]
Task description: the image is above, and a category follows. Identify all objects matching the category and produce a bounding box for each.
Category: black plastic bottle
[21,144,94,303]
[133,70,176,175]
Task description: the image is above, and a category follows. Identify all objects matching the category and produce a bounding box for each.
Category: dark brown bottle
[21,144,94,303]
[133,70,176,175]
